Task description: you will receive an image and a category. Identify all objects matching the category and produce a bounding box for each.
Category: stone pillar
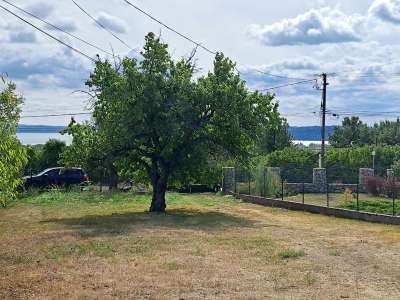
[222,167,235,193]
[359,168,374,186]
[387,169,394,181]
[313,168,326,193]
[266,167,281,178]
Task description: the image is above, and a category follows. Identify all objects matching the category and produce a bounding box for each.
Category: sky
[2,0,400,126]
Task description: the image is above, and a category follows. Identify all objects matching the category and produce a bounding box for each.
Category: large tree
[374,118,400,145]
[80,33,276,212]
[257,105,292,154]
[60,120,118,187]
[0,79,27,207]
[329,116,374,148]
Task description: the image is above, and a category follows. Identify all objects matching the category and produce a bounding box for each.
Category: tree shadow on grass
[42,209,258,237]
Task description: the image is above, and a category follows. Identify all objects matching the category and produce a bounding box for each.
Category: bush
[265,148,317,182]
[382,180,400,198]
[264,168,282,197]
[365,176,384,196]
[392,160,400,178]
[265,145,400,184]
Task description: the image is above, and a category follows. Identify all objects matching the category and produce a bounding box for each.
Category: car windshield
[36,168,61,176]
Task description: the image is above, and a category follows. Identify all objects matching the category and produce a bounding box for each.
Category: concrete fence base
[230,192,400,225]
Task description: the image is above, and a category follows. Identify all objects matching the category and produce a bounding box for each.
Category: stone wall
[266,167,280,177]
[312,168,327,193]
[286,183,359,194]
[275,167,375,194]
[231,193,400,225]
[223,166,391,196]
[387,169,394,182]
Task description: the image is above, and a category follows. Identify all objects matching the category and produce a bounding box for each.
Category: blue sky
[1,0,400,126]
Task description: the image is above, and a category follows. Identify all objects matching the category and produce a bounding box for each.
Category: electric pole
[320,73,328,168]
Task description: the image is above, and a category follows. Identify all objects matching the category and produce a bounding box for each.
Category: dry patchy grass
[0,191,399,299]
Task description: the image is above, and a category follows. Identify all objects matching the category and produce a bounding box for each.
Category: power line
[331,111,400,116]
[0,4,96,62]
[71,0,133,51]
[258,79,316,92]
[121,0,315,82]
[1,0,113,56]
[20,112,92,119]
[122,0,216,55]
[253,69,310,81]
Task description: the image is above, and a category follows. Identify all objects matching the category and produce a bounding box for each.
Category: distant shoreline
[18,124,65,133]
[18,124,335,141]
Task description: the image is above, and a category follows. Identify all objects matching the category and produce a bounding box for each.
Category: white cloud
[239,42,400,125]
[9,31,36,43]
[1,0,400,127]
[95,12,129,34]
[25,1,54,19]
[247,7,365,46]
[369,0,400,24]
[45,18,78,33]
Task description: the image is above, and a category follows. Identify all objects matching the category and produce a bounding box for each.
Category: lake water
[293,140,325,146]
[16,133,324,147]
[17,133,72,145]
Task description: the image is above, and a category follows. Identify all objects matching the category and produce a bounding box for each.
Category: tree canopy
[257,110,292,154]
[0,79,27,207]
[65,32,278,211]
[329,116,400,148]
[329,116,373,148]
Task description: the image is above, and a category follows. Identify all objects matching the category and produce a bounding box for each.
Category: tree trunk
[109,169,118,191]
[150,173,168,212]
[106,160,118,190]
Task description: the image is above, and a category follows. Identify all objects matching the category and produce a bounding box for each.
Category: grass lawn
[1,191,400,299]
[286,193,400,216]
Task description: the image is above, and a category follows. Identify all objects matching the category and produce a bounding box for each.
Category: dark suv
[23,167,88,189]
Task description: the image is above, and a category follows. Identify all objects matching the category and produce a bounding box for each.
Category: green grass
[337,199,400,215]
[14,189,239,209]
[286,193,400,216]
[44,240,117,261]
[1,191,248,235]
[0,192,252,265]
[277,249,305,259]
[1,191,399,299]
[163,260,181,270]
[304,272,318,285]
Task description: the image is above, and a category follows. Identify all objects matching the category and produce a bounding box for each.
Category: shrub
[342,188,354,203]
[382,180,400,198]
[265,148,317,183]
[278,249,305,259]
[365,176,384,196]
[392,160,400,178]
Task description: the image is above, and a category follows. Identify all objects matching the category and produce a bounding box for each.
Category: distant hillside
[289,126,336,141]
[18,124,65,133]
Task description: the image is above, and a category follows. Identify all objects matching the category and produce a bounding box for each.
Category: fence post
[326,183,329,208]
[356,184,359,212]
[281,180,284,201]
[393,195,396,216]
[248,172,251,195]
[302,181,305,204]
[393,178,396,216]
[234,172,237,194]
[263,169,266,197]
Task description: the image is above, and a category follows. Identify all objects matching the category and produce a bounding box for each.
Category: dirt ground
[0,193,399,299]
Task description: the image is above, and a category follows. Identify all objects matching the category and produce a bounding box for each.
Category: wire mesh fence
[233,165,400,217]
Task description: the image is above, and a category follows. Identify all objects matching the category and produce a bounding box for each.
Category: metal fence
[232,165,400,217]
